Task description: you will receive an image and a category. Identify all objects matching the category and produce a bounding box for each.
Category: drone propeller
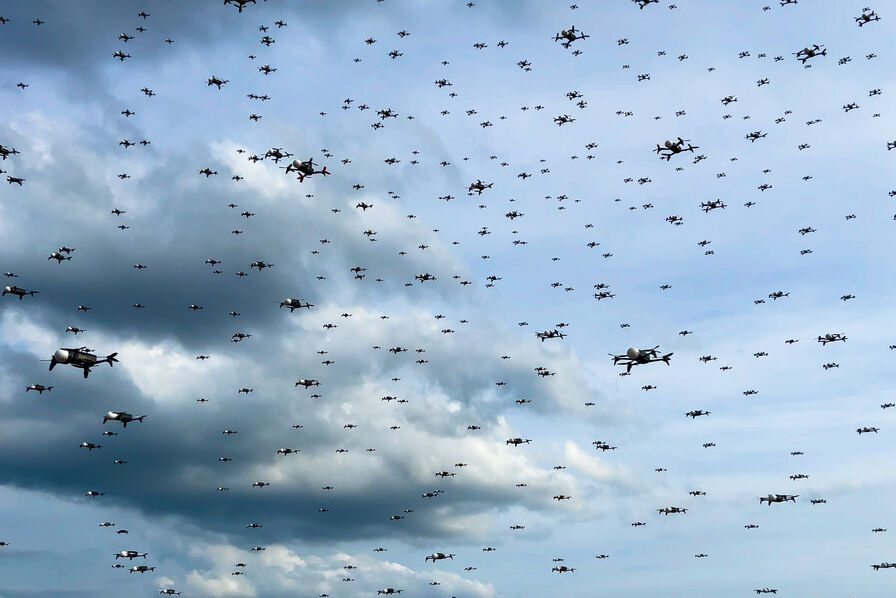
[105,353,119,366]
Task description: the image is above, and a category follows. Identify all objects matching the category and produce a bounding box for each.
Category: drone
[536,329,566,341]
[655,137,698,160]
[554,114,575,126]
[468,179,493,195]
[264,147,293,163]
[745,131,767,142]
[553,26,589,49]
[280,298,313,312]
[115,550,148,560]
[855,10,881,27]
[103,411,146,427]
[759,493,797,505]
[45,347,118,378]
[794,45,826,64]
[0,144,20,160]
[817,333,846,345]
[48,251,72,263]
[25,383,53,394]
[284,158,330,182]
[609,346,673,372]
[700,199,726,212]
[207,76,228,89]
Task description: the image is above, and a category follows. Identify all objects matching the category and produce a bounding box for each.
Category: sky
[0,0,894,596]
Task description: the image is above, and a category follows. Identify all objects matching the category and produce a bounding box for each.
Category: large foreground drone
[45,347,118,378]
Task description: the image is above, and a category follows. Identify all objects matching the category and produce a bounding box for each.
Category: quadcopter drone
[610,346,673,372]
[284,158,330,182]
[794,44,826,64]
[45,346,119,378]
[655,137,698,160]
[553,26,589,49]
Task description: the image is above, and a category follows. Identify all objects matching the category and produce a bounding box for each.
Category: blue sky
[1,1,894,597]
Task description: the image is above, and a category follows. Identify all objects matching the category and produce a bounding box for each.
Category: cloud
[563,440,637,487]
[185,570,256,597]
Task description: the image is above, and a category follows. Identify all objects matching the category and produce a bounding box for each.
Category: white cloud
[186,570,257,597]
[564,440,637,487]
